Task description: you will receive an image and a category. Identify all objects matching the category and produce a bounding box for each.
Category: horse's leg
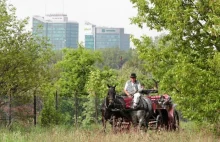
[101,111,107,133]
[102,116,106,133]
[139,116,147,133]
[104,119,107,133]
[136,110,148,133]
[112,115,118,134]
[131,112,138,132]
[145,111,150,132]
[144,117,149,132]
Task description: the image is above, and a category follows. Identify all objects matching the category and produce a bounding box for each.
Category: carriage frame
[147,93,180,131]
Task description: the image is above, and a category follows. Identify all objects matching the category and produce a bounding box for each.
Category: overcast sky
[9,0,161,46]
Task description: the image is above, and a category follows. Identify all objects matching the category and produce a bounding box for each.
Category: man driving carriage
[124,73,143,109]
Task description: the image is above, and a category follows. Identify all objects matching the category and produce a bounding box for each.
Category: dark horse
[101,85,125,132]
[101,85,152,132]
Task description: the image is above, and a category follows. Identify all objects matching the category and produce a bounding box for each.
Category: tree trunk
[55,90,58,125]
[55,90,58,111]
[8,89,12,127]
[33,88,38,126]
[34,95,37,126]
[95,95,98,124]
[74,93,78,127]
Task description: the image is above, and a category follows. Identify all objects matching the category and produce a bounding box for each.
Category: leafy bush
[40,100,65,126]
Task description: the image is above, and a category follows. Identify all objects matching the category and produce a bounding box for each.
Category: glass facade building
[84,22,130,50]
[32,14,79,50]
[85,35,94,49]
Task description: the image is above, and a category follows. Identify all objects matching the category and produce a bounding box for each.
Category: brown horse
[100,85,125,132]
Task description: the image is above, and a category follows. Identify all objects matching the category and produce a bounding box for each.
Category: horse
[101,85,152,132]
[100,85,125,132]
[128,94,152,132]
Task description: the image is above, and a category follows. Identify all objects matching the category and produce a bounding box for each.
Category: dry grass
[0,123,218,142]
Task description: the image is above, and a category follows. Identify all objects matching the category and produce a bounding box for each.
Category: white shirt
[124,80,142,95]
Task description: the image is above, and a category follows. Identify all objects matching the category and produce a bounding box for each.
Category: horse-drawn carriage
[147,94,179,131]
[101,86,180,133]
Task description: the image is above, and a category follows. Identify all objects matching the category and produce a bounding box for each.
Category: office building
[84,22,130,50]
[32,14,79,50]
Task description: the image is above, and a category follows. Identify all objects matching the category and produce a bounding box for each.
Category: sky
[9,0,162,47]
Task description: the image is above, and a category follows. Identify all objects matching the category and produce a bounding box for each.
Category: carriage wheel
[173,110,180,131]
[121,118,130,132]
[112,116,119,133]
[112,116,123,133]
[112,116,117,133]
[117,118,123,132]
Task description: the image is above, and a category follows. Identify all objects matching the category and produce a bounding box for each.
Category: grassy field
[0,122,218,142]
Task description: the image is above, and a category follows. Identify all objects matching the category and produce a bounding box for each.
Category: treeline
[0,0,154,127]
[44,47,155,127]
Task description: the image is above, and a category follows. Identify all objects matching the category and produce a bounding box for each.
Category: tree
[96,48,132,69]
[131,0,220,52]
[82,68,117,126]
[0,0,53,125]
[56,46,101,126]
[130,0,220,124]
[117,50,155,92]
[40,82,67,126]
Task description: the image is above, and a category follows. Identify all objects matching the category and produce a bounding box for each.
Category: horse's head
[107,84,116,107]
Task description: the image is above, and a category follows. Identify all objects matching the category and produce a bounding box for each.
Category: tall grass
[0,122,218,142]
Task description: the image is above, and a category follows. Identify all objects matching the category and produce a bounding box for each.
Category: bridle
[107,87,116,107]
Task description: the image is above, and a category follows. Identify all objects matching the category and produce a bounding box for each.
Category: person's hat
[130,73,137,78]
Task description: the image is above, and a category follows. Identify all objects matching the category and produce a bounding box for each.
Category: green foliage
[130,0,220,52]
[82,68,117,126]
[56,46,101,96]
[39,82,63,126]
[130,0,220,124]
[40,99,65,126]
[96,47,132,69]
[0,0,53,97]
[55,45,101,125]
[117,50,155,93]
[81,96,98,127]
[0,0,54,126]
[85,68,118,97]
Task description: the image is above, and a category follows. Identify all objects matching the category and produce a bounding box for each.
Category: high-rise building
[32,14,79,50]
[84,22,130,50]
